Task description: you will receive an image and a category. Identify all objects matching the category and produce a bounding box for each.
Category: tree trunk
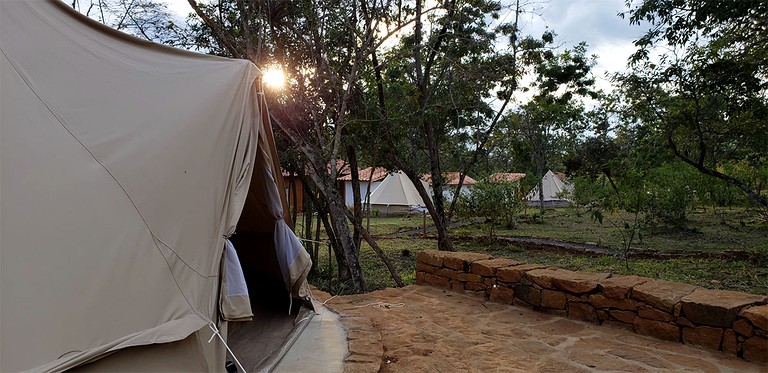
[447,0,522,223]
[342,209,405,287]
[424,118,453,251]
[325,188,367,292]
[387,155,455,251]
[346,144,364,253]
[310,188,350,282]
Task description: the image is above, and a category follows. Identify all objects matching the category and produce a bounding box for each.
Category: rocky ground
[317,285,764,372]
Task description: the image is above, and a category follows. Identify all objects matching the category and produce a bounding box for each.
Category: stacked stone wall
[415,250,768,365]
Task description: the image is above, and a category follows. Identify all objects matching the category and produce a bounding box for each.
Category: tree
[115,0,415,292]
[365,0,562,249]
[491,41,597,213]
[71,0,190,46]
[618,0,768,211]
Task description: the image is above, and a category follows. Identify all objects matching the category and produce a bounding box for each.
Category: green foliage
[617,0,768,209]
[456,180,523,236]
[642,162,698,230]
[488,42,597,179]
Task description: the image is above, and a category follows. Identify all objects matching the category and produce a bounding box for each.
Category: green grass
[454,207,768,254]
[301,208,768,295]
[455,237,768,295]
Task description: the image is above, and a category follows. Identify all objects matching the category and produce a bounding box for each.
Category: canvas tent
[0,1,311,371]
[526,170,573,207]
[368,171,432,216]
[338,166,388,207]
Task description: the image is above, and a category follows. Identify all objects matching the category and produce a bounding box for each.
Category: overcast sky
[517,0,646,91]
[164,0,646,93]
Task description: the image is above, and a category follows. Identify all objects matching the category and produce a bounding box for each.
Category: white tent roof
[369,171,432,207]
[0,1,310,371]
[527,170,572,202]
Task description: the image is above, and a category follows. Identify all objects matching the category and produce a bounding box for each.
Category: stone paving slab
[325,285,763,372]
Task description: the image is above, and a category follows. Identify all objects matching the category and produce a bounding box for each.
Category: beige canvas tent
[369,171,432,216]
[526,170,573,207]
[0,1,311,371]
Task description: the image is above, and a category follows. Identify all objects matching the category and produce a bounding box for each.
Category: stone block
[597,310,609,321]
[568,302,597,323]
[415,262,437,274]
[347,336,383,358]
[415,271,427,285]
[465,281,487,292]
[483,278,496,286]
[541,289,567,310]
[513,298,534,309]
[416,272,450,288]
[631,280,698,313]
[567,294,588,302]
[442,252,493,271]
[634,318,680,342]
[602,320,634,331]
[455,272,483,283]
[599,275,651,299]
[733,318,754,337]
[525,269,559,289]
[682,326,723,351]
[450,281,464,292]
[742,336,768,364]
[416,250,444,267]
[514,284,541,306]
[435,268,460,281]
[740,305,768,332]
[609,310,637,324]
[722,329,739,356]
[681,289,767,328]
[497,264,548,283]
[550,269,610,294]
[489,285,515,304]
[638,305,676,322]
[676,317,695,328]
[588,294,639,311]
[470,258,522,276]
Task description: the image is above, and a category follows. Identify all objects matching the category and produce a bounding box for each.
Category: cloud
[514,0,648,92]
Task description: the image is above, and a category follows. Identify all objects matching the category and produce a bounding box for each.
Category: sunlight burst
[262,67,286,89]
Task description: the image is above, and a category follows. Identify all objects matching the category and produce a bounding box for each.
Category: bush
[456,180,523,236]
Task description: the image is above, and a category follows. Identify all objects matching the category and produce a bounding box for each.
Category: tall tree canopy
[617,0,768,209]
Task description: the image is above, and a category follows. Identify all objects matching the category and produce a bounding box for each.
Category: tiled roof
[422,172,477,185]
[337,167,389,182]
[489,173,526,183]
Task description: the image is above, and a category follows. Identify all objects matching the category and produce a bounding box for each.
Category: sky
[515,0,646,92]
[164,0,647,94]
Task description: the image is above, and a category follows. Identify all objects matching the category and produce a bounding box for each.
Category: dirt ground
[317,285,763,372]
